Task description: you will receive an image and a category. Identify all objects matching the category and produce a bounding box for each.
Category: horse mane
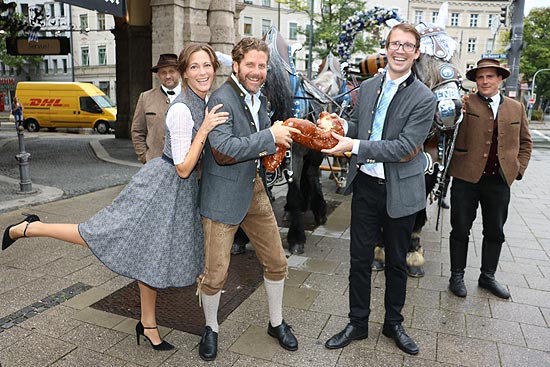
[263,53,294,123]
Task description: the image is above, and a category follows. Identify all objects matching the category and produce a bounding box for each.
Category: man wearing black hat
[131,54,181,163]
[447,58,532,299]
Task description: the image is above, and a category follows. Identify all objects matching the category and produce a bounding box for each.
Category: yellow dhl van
[15,82,116,134]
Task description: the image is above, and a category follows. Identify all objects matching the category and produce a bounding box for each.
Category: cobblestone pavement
[0,117,550,366]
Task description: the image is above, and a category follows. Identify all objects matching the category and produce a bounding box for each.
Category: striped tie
[365,80,394,169]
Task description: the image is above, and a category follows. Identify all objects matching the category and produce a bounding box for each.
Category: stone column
[112,24,152,139]
[209,0,237,86]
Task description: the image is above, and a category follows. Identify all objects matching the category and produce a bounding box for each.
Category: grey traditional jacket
[199,77,276,225]
[345,73,437,218]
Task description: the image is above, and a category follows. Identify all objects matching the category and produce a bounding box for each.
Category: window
[59,3,65,17]
[289,22,298,40]
[97,13,106,30]
[80,97,102,113]
[62,59,67,73]
[21,4,29,17]
[243,17,253,35]
[53,59,58,73]
[432,11,438,23]
[262,0,270,6]
[262,19,271,37]
[80,14,88,31]
[451,13,459,27]
[488,14,495,28]
[414,10,423,24]
[49,3,55,17]
[467,38,476,53]
[244,0,253,4]
[0,63,5,75]
[98,46,107,65]
[469,14,478,28]
[99,81,110,97]
[486,38,494,52]
[81,47,89,66]
[44,59,49,74]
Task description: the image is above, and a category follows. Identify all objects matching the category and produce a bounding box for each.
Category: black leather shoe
[449,271,467,297]
[267,321,298,351]
[199,326,218,361]
[478,273,510,299]
[382,323,419,355]
[325,323,368,349]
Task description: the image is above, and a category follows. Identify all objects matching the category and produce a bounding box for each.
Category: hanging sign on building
[62,0,126,18]
[5,37,71,55]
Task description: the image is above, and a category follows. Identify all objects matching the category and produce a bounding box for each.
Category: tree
[278,0,382,60]
[520,7,550,108]
[0,11,43,74]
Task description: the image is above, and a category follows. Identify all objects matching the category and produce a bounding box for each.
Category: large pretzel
[263,111,344,172]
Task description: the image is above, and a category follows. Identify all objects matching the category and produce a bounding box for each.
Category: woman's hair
[385,23,421,49]
[231,37,269,65]
[177,43,220,87]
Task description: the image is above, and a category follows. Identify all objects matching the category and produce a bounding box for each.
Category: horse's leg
[285,144,306,254]
[303,149,327,225]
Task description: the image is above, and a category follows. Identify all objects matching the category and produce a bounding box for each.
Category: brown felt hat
[151,54,178,73]
[466,58,510,81]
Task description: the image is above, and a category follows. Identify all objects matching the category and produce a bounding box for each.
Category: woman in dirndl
[2,43,228,351]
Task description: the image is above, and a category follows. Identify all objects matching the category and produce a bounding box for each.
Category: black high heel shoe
[135,321,175,351]
[2,213,40,251]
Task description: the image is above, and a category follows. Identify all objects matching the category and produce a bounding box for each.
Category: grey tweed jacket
[199,77,276,225]
[345,73,437,218]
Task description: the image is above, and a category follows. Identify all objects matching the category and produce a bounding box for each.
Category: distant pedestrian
[447,58,532,299]
[131,53,181,163]
[2,43,228,351]
[11,96,23,128]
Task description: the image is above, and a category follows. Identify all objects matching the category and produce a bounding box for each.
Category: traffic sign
[481,53,507,59]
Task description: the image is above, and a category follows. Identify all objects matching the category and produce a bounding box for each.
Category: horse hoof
[231,243,246,255]
[372,260,385,271]
[407,266,425,278]
[314,214,327,225]
[289,244,304,255]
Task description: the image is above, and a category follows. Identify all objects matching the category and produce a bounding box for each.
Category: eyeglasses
[387,41,417,52]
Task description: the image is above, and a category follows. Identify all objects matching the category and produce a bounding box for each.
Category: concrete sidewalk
[1,132,550,366]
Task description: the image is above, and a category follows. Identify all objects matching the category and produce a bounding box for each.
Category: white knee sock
[264,277,284,327]
[201,291,221,333]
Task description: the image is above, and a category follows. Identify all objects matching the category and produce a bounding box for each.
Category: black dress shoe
[382,323,419,355]
[267,320,298,351]
[478,273,510,299]
[325,323,368,349]
[449,271,467,297]
[199,326,218,361]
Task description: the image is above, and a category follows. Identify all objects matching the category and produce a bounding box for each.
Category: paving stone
[489,299,547,326]
[509,286,550,308]
[227,298,269,326]
[301,272,349,293]
[540,307,550,327]
[336,346,404,367]
[272,334,341,367]
[105,332,177,366]
[63,287,112,310]
[60,322,128,353]
[436,333,499,366]
[0,325,31,350]
[283,286,320,310]
[18,304,83,338]
[232,355,288,366]
[521,323,550,351]
[286,269,311,288]
[440,292,491,317]
[499,261,544,276]
[295,258,341,275]
[160,348,239,366]
[309,290,348,317]
[499,342,550,367]
[412,307,465,335]
[73,307,126,329]
[376,326,437,360]
[51,346,130,367]
[0,332,76,367]
[403,357,457,367]
[229,324,281,360]
[0,266,41,294]
[525,274,550,292]
[403,287,440,309]
[466,314,525,346]
[65,263,118,287]
[34,257,91,278]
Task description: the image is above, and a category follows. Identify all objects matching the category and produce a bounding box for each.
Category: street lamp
[528,68,550,120]
[307,0,314,79]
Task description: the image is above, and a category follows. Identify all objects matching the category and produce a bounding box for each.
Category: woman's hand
[202,104,229,132]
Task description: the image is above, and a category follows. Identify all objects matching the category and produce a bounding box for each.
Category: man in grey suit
[131,54,181,163]
[196,37,300,361]
[323,23,436,355]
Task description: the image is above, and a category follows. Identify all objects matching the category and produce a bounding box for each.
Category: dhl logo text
[29,98,63,107]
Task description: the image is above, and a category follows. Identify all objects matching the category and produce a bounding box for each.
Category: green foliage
[0,10,43,70]
[520,7,550,106]
[279,0,379,60]
[531,109,543,121]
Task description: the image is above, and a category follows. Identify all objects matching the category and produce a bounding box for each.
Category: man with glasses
[322,23,436,355]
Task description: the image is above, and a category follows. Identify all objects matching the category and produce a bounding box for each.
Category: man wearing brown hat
[447,58,532,299]
[131,54,181,163]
